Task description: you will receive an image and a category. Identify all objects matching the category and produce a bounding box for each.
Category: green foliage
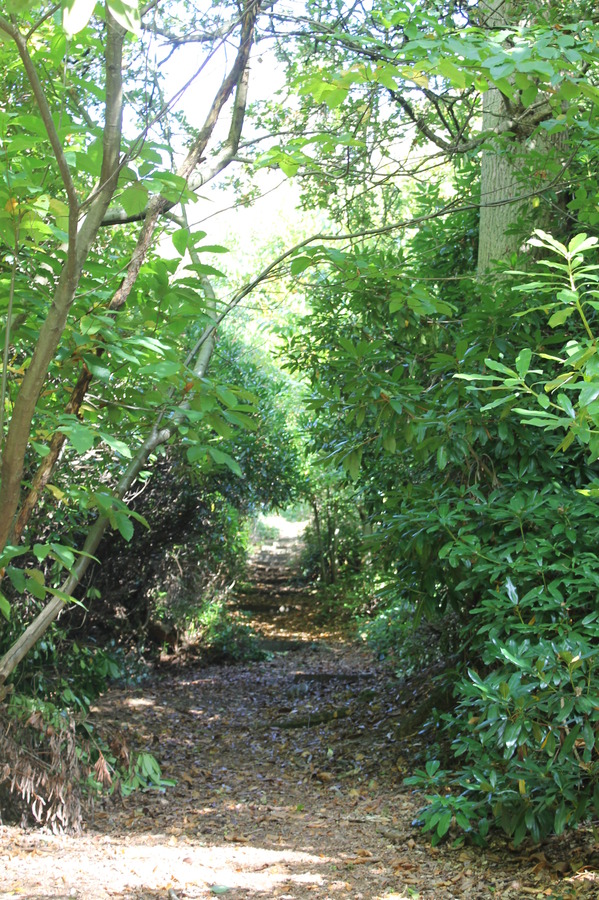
[299,473,364,584]
[360,592,460,677]
[403,236,599,846]
[1,688,169,829]
[189,598,265,663]
[458,231,599,460]
[282,149,599,846]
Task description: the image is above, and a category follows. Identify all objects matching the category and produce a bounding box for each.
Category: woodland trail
[1,520,598,900]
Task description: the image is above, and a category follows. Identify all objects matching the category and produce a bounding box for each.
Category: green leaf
[323,88,348,109]
[515,348,532,378]
[279,156,299,177]
[559,724,580,759]
[99,433,132,459]
[480,394,514,411]
[579,383,599,407]
[139,360,181,378]
[290,257,313,276]
[484,358,518,377]
[119,183,148,216]
[568,234,598,256]
[186,444,207,464]
[114,511,134,541]
[63,423,97,454]
[436,809,452,838]
[529,230,567,256]
[554,803,568,835]
[0,591,10,621]
[437,59,466,88]
[548,307,576,328]
[50,543,76,570]
[389,293,405,313]
[346,449,362,480]
[208,447,243,476]
[557,393,576,418]
[31,440,50,457]
[63,0,97,35]
[172,229,189,256]
[5,0,37,11]
[185,262,226,278]
[436,445,448,470]
[107,0,141,35]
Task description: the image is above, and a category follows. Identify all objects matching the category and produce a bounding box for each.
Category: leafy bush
[188,597,266,662]
[0,691,170,830]
[406,235,599,846]
[360,591,461,676]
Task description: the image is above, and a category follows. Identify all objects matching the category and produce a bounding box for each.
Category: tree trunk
[311,499,328,584]
[477,1,567,274]
[477,1,524,274]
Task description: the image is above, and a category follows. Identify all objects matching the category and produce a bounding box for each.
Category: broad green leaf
[345,449,362,480]
[323,88,348,109]
[114,511,134,541]
[6,0,37,10]
[579,383,599,407]
[436,445,448,470]
[515,348,532,377]
[484,358,518,377]
[31,441,51,457]
[107,0,141,35]
[480,394,514,411]
[185,262,227,278]
[100,433,132,458]
[139,360,181,378]
[529,230,567,256]
[63,0,97,35]
[172,228,189,257]
[547,306,576,328]
[389,293,404,313]
[50,543,76,569]
[290,257,313,276]
[568,234,598,255]
[436,809,452,838]
[63,423,97,454]
[554,803,568,835]
[557,392,576,418]
[208,447,243,476]
[119,183,148,216]
[187,444,207,464]
[437,59,466,88]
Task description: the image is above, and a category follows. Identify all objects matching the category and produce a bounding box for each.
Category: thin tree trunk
[0,13,125,550]
[5,0,259,547]
[311,499,328,584]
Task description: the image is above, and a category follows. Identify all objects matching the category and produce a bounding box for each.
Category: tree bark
[477,1,524,274]
[476,0,566,274]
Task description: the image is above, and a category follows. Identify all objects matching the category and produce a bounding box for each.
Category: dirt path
[1,523,598,899]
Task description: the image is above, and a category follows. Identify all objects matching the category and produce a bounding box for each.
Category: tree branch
[0,14,125,553]
[0,16,78,212]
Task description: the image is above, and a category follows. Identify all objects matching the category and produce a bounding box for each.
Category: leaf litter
[1,524,599,899]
